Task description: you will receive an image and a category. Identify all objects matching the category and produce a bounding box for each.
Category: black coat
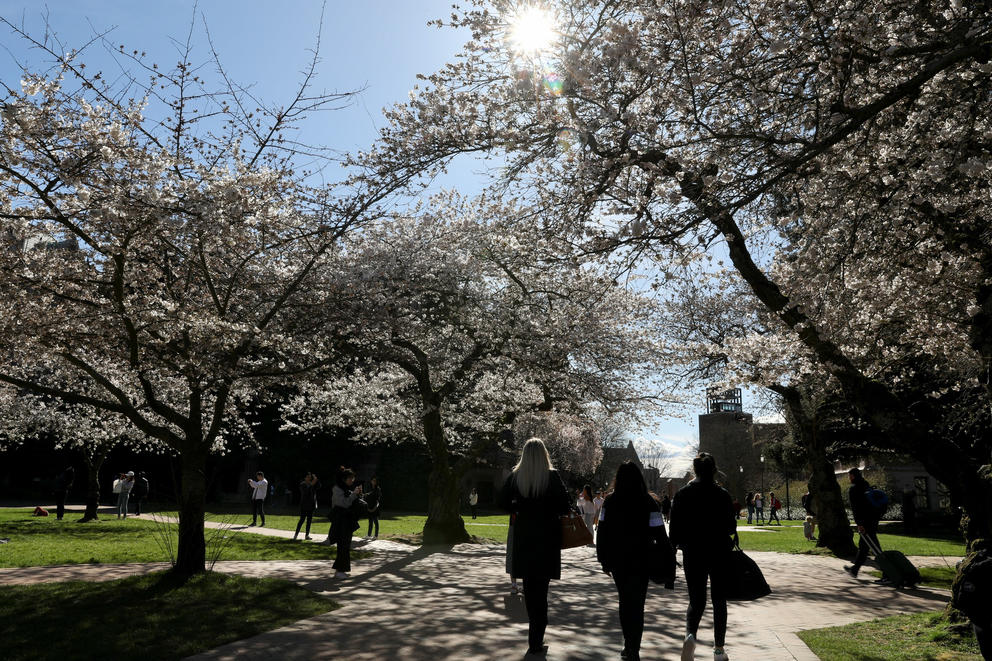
[498,469,570,579]
[668,479,736,555]
[299,480,318,513]
[597,492,669,577]
[848,477,878,527]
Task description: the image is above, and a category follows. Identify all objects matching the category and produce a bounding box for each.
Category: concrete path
[0,511,960,661]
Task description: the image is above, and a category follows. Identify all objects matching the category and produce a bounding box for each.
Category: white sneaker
[334,571,349,579]
[713,649,729,661]
[681,634,697,661]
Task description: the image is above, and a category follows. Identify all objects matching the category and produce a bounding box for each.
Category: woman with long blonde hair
[498,438,571,657]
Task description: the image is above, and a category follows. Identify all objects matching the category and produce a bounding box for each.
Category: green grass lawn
[798,611,982,660]
[201,509,513,543]
[736,523,966,557]
[0,509,366,568]
[0,571,338,661]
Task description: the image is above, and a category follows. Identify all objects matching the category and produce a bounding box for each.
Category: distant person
[745,492,755,524]
[669,453,736,661]
[593,490,605,530]
[498,438,571,658]
[754,492,765,523]
[294,472,319,541]
[901,489,918,536]
[248,471,268,527]
[116,471,134,519]
[596,461,674,661]
[578,484,597,534]
[53,466,74,520]
[328,466,364,579]
[131,472,149,515]
[843,467,882,579]
[365,476,382,538]
[469,487,479,519]
[732,498,741,520]
[768,492,781,525]
[661,493,672,522]
[801,488,816,538]
[804,515,816,541]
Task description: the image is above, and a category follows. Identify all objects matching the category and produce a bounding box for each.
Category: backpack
[865,486,889,517]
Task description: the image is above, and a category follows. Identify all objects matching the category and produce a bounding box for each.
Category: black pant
[295,510,314,537]
[683,550,728,647]
[522,576,551,651]
[368,510,380,537]
[852,523,880,572]
[333,533,352,573]
[252,498,265,525]
[132,496,144,515]
[613,571,649,653]
[769,508,780,524]
[55,490,68,520]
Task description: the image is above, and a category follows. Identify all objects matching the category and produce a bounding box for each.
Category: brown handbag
[561,510,594,549]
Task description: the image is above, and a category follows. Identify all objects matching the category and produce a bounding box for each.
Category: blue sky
[0,1,777,468]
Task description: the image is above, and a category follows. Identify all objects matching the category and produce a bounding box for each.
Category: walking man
[844,467,881,578]
[248,471,268,527]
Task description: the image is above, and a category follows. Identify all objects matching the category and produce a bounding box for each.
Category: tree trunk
[173,445,208,577]
[79,450,107,522]
[420,397,470,546]
[808,450,856,556]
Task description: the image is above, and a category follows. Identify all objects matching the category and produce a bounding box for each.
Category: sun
[509,6,557,55]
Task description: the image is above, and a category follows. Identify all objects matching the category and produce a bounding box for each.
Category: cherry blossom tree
[362,0,992,545]
[0,21,401,575]
[284,195,666,543]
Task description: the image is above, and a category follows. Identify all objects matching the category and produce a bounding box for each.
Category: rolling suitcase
[863,533,920,588]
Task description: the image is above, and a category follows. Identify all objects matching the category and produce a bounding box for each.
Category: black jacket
[299,480,318,512]
[131,477,149,499]
[848,477,878,527]
[596,492,672,582]
[498,469,571,579]
[668,479,736,554]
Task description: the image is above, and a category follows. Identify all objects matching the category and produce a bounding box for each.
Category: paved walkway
[0,511,960,660]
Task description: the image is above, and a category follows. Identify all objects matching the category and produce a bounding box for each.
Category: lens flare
[509,6,557,55]
[542,70,564,95]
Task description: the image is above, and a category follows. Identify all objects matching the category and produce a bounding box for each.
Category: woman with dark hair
[294,472,319,541]
[498,438,571,658]
[669,453,736,661]
[327,466,364,579]
[596,461,674,661]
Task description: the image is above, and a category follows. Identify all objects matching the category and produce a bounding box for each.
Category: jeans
[368,510,380,537]
[333,532,352,573]
[612,571,649,653]
[55,490,68,520]
[295,510,314,537]
[117,491,130,518]
[852,522,880,573]
[683,550,729,647]
[522,576,551,651]
[769,508,780,524]
[251,498,265,526]
[755,506,764,523]
[746,505,754,524]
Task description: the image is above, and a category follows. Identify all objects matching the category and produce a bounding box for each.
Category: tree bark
[173,444,208,577]
[420,396,470,546]
[78,450,107,522]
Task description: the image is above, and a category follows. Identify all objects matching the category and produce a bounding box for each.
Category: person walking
[669,453,736,661]
[131,472,149,516]
[843,467,882,579]
[661,493,672,522]
[294,472,319,540]
[498,438,571,658]
[753,491,764,524]
[54,466,74,520]
[329,466,364,579]
[768,492,781,525]
[593,490,605,531]
[596,461,673,661]
[365,476,382,538]
[801,489,816,539]
[744,492,754,524]
[578,484,597,534]
[248,471,268,526]
[116,471,134,519]
[469,487,479,519]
